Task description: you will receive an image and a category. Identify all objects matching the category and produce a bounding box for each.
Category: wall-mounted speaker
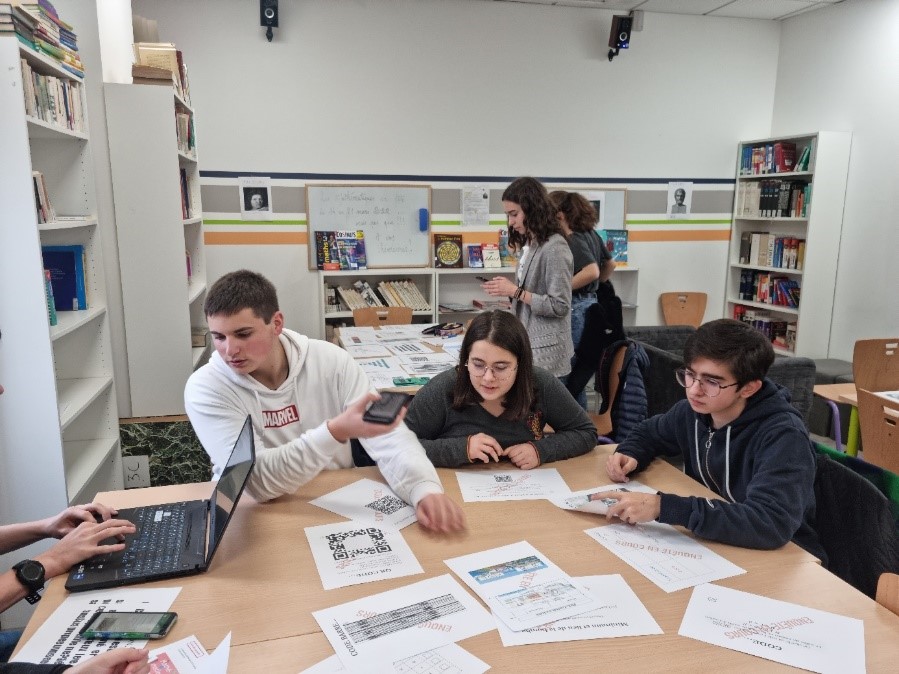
[260,0,279,28]
[608,15,632,50]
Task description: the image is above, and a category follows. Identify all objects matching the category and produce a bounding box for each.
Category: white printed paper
[456,469,570,502]
[148,632,231,674]
[301,643,489,674]
[310,478,417,529]
[239,176,273,221]
[584,521,745,593]
[461,185,490,228]
[339,327,380,345]
[345,343,393,359]
[548,481,657,516]
[368,374,399,391]
[679,584,865,673]
[444,541,598,632]
[12,587,181,665]
[356,357,407,379]
[497,574,662,645]
[305,520,423,590]
[386,342,430,355]
[313,574,495,674]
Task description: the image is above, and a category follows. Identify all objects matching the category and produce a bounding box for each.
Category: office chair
[659,292,707,328]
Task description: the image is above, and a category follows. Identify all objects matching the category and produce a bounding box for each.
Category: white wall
[130,0,782,336]
[774,0,899,360]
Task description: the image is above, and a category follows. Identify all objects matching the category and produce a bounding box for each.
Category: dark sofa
[625,325,816,425]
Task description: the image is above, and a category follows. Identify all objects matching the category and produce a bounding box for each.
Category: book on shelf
[315,231,340,270]
[794,145,811,172]
[335,230,367,271]
[41,244,86,311]
[498,229,517,267]
[133,42,189,103]
[352,279,383,307]
[481,243,501,269]
[43,269,57,326]
[603,230,628,266]
[472,298,511,310]
[131,63,173,86]
[773,141,796,173]
[179,168,191,219]
[439,302,477,313]
[31,170,56,223]
[434,234,463,268]
[465,244,484,268]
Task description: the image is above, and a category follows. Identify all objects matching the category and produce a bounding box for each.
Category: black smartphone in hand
[362,392,413,425]
[476,276,490,282]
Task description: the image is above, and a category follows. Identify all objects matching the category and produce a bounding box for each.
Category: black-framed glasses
[675,368,739,397]
[466,360,517,380]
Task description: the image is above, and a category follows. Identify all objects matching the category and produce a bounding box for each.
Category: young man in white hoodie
[184,270,465,532]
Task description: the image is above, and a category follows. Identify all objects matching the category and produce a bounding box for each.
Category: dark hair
[683,319,774,387]
[548,190,598,234]
[452,311,535,419]
[204,269,279,322]
[674,188,686,198]
[502,177,561,250]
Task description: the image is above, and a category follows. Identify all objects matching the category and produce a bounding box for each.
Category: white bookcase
[319,266,640,334]
[725,132,850,357]
[0,39,122,520]
[105,83,208,417]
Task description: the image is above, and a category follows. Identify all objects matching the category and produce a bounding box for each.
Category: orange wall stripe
[629,230,730,242]
[205,231,308,245]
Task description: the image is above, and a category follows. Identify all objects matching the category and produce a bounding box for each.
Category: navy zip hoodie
[615,379,825,561]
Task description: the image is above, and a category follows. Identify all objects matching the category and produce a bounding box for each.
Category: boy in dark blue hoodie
[600,319,824,560]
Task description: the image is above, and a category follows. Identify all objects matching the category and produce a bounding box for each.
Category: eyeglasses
[675,369,739,397]
[466,360,517,380]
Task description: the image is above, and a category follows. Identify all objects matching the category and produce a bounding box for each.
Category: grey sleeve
[532,372,597,464]
[403,373,470,467]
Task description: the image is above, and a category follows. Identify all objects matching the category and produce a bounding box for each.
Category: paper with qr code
[455,468,570,501]
[310,478,417,529]
[305,520,423,589]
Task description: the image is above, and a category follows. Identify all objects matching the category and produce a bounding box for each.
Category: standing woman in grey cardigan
[481,177,574,377]
[404,311,597,468]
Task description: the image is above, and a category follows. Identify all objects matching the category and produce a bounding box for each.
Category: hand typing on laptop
[0,503,135,613]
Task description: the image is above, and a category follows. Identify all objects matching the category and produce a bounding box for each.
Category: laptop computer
[66,416,256,592]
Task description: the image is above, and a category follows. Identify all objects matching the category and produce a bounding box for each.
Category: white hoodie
[184,329,444,505]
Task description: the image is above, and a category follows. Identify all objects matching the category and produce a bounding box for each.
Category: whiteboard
[306,184,431,268]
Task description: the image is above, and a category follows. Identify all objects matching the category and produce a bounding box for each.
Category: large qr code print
[365,494,407,516]
[494,475,513,483]
[327,527,393,561]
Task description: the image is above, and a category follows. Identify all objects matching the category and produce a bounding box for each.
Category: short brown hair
[548,190,598,233]
[204,270,279,322]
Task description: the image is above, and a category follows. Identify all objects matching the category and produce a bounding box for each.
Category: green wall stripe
[627,218,732,226]
[204,219,306,226]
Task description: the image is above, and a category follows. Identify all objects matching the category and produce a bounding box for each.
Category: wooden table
[18,447,899,672]
[814,382,860,455]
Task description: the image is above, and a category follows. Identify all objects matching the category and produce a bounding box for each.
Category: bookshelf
[0,37,122,525]
[105,82,208,416]
[726,132,851,357]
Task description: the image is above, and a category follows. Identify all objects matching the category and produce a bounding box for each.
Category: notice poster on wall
[239,176,273,221]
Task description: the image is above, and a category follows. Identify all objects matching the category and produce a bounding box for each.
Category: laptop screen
[206,416,255,563]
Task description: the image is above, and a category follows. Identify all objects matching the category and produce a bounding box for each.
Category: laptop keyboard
[86,503,190,577]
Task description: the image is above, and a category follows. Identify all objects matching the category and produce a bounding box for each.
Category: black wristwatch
[12,559,45,604]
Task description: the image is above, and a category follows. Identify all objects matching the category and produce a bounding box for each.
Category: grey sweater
[404,367,597,467]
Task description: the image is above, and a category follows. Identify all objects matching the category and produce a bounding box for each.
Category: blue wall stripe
[199,170,735,185]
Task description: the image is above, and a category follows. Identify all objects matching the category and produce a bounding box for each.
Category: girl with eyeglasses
[404,311,597,469]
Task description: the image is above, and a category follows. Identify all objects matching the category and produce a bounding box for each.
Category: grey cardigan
[514,233,573,376]
[404,366,597,467]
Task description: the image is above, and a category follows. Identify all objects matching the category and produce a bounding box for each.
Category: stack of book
[19,1,83,77]
[377,280,430,310]
[42,244,87,311]
[0,4,38,44]
[179,168,192,219]
[739,141,808,175]
[133,42,190,105]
